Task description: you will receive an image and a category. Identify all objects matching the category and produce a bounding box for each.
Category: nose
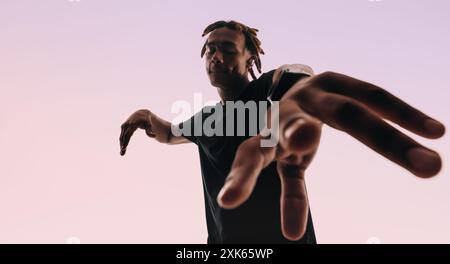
[211,50,224,64]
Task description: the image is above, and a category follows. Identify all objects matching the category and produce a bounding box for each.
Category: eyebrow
[206,41,238,48]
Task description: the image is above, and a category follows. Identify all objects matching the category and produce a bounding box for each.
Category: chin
[209,76,227,88]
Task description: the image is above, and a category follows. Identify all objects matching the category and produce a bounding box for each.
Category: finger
[120,125,137,156]
[120,126,129,155]
[119,124,127,149]
[217,135,276,209]
[315,72,445,139]
[312,92,442,178]
[277,162,309,241]
[277,100,322,157]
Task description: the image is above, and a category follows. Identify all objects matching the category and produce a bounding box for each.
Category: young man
[119,21,445,244]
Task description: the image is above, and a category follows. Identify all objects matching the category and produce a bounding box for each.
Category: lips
[209,65,228,74]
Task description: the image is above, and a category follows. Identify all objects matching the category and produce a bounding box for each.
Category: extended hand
[217,71,445,241]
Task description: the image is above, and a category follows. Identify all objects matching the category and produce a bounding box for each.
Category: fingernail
[217,179,235,206]
[424,119,445,136]
[407,148,441,177]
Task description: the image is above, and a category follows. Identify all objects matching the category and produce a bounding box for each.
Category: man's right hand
[119,109,170,155]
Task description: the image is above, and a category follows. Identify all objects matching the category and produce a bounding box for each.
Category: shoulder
[266,64,314,101]
[272,64,314,85]
[254,69,276,84]
[240,69,276,100]
[255,64,314,84]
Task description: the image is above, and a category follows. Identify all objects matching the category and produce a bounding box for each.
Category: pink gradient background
[0,0,448,243]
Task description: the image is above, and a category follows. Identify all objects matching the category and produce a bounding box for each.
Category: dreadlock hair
[201,20,265,80]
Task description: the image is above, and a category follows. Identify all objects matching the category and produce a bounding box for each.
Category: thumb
[281,117,321,154]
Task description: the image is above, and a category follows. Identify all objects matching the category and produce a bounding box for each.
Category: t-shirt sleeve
[267,64,314,101]
[176,109,206,145]
[176,105,215,145]
[177,117,197,144]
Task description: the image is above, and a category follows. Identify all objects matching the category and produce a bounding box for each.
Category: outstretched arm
[217,69,445,241]
[119,109,190,156]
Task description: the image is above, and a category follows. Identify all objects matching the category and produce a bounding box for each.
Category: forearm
[167,134,191,145]
[151,114,190,145]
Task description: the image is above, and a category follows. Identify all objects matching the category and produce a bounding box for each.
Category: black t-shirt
[179,69,316,244]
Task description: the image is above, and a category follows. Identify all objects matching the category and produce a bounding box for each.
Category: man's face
[205,27,252,88]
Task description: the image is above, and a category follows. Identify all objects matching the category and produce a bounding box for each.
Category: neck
[216,77,250,104]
